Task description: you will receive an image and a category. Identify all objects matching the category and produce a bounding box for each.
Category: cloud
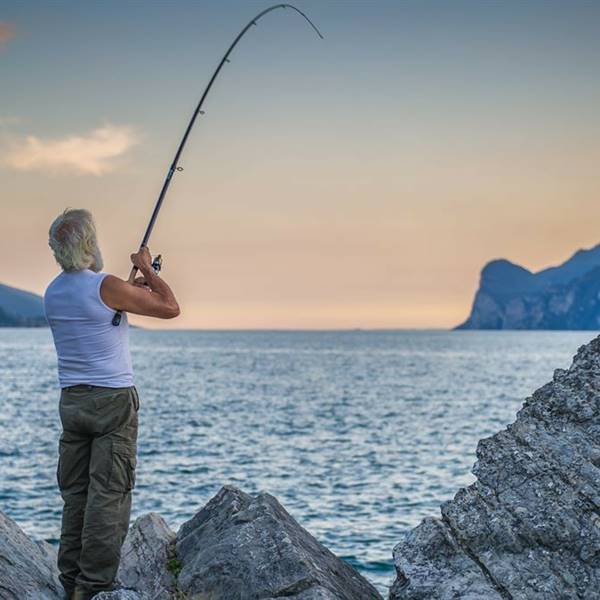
[3,124,139,175]
[0,22,15,48]
[0,116,22,127]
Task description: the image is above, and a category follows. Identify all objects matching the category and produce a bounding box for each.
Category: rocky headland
[0,283,46,327]
[3,335,600,599]
[457,243,600,329]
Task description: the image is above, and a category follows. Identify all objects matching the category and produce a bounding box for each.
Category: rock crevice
[439,513,513,600]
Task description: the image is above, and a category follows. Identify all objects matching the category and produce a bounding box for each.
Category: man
[44,208,179,600]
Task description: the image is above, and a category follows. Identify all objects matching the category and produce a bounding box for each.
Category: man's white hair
[48,208,104,272]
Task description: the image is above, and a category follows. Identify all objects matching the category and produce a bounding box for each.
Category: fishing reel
[136,254,162,288]
[151,254,162,274]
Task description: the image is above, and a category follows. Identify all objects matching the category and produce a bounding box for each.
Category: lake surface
[0,328,595,595]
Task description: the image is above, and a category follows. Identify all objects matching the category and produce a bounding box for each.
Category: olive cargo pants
[57,384,139,595]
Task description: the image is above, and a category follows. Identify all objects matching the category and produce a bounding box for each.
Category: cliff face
[457,244,600,330]
[390,334,600,599]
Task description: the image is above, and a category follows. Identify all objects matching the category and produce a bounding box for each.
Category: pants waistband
[62,384,135,392]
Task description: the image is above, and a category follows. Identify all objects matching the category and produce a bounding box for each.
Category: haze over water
[0,328,595,594]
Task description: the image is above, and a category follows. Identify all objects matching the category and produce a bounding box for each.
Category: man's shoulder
[99,273,129,310]
[43,271,64,298]
[100,274,125,290]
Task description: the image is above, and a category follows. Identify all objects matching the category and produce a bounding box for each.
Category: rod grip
[111,266,139,326]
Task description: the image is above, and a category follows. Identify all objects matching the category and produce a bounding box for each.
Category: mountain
[0,283,46,327]
[456,243,600,330]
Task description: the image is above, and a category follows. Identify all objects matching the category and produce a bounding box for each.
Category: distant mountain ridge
[0,283,46,327]
[457,243,600,330]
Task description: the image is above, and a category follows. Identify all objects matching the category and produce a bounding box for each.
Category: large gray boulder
[0,511,63,600]
[115,512,176,599]
[390,335,600,599]
[176,485,382,600]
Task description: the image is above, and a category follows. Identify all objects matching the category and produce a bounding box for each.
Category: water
[0,328,595,595]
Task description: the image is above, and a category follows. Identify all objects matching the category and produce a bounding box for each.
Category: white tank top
[44,269,134,388]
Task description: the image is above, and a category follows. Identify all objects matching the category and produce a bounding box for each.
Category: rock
[176,485,382,600]
[0,511,63,600]
[36,539,59,566]
[389,519,503,600]
[390,335,600,599]
[1,487,379,600]
[95,591,143,600]
[115,513,175,600]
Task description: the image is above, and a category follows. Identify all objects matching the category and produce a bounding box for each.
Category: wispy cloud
[0,116,22,128]
[0,22,15,48]
[3,124,139,175]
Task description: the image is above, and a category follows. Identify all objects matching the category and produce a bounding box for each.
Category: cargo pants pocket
[57,437,90,494]
[108,440,137,492]
[132,387,140,412]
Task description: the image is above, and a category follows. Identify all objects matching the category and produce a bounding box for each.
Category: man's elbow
[160,302,180,319]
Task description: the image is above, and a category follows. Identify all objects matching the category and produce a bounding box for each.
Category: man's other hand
[130,247,153,272]
[101,245,180,319]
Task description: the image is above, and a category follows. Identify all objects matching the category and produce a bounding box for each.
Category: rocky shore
[2,336,600,599]
[0,486,382,600]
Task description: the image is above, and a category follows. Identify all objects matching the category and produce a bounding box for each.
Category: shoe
[71,588,97,600]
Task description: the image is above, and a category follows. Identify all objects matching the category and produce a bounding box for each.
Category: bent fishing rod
[112,4,323,325]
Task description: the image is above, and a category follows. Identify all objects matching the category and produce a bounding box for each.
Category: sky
[1,0,599,329]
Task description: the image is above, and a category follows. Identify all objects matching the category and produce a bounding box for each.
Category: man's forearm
[138,266,179,314]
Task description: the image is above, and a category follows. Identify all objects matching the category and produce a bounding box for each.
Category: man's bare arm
[100,247,180,319]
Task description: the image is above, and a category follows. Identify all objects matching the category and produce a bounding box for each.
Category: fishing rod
[112,4,323,325]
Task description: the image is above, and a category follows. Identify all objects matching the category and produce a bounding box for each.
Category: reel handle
[111,265,137,326]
